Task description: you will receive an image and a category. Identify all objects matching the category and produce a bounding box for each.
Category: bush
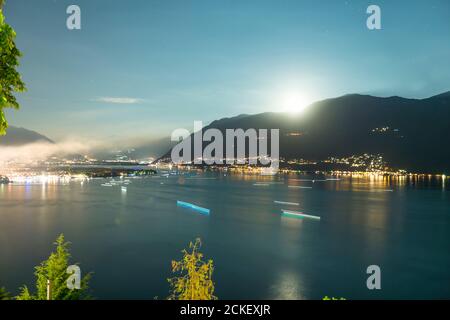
[16,234,92,300]
[168,238,217,300]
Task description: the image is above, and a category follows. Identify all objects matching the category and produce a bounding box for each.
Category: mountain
[0,126,54,146]
[0,126,174,161]
[426,91,450,99]
[132,137,179,159]
[160,91,450,173]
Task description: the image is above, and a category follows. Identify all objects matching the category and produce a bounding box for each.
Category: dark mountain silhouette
[0,126,54,146]
[426,91,450,99]
[161,92,450,173]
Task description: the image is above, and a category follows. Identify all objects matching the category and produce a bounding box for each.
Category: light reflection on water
[0,173,449,299]
[270,270,306,300]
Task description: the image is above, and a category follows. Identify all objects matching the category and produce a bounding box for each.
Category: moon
[280,91,312,114]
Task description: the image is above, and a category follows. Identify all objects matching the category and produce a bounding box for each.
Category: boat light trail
[281,209,321,220]
[274,201,300,206]
[177,201,210,215]
[288,185,312,189]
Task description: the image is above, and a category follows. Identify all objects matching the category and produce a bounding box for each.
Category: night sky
[4,0,450,141]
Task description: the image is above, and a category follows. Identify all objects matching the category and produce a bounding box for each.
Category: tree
[168,238,217,300]
[16,234,92,300]
[0,286,10,300]
[0,0,26,135]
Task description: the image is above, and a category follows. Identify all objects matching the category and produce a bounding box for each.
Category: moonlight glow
[280,91,313,114]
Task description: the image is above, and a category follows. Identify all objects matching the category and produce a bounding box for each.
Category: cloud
[95,97,144,104]
[0,140,94,165]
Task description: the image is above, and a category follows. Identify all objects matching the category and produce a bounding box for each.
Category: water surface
[0,173,449,299]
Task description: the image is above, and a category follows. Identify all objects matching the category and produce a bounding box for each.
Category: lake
[0,173,449,299]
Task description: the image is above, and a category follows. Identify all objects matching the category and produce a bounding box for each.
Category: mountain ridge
[160,91,450,173]
[0,126,54,146]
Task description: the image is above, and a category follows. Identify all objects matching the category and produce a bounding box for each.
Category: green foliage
[0,286,10,300]
[323,296,347,300]
[168,238,217,300]
[0,1,26,135]
[16,234,92,300]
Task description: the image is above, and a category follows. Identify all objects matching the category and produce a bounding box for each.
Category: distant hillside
[133,137,179,159]
[160,91,450,173]
[0,126,54,146]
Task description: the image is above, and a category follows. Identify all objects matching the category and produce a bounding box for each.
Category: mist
[0,135,174,165]
[0,140,98,164]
